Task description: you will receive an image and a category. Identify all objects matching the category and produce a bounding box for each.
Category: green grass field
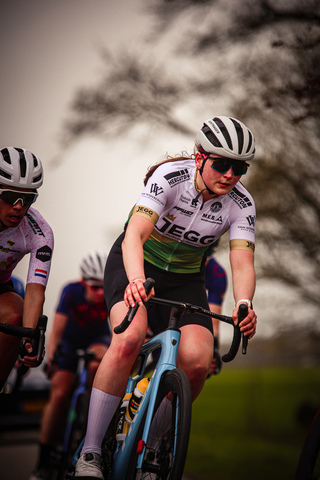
[184,367,320,480]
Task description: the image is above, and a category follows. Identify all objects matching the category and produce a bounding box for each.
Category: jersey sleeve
[25,209,54,286]
[228,186,256,253]
[131,163,179,224]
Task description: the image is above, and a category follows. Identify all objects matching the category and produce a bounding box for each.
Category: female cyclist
[0,147,54,391]
[75,116,258,479]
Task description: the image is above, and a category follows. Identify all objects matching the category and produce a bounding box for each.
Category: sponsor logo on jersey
[179,194,192,205]
[0,256,18,269]
[155,217,215,245]
[36,245,52,262]
[201,214,223,224]
[229,187,252,209]
[150,183,164,196]
[210,202,222,213]
[246,215,256,227]
[140,191,165,206]
[166,213,176,222]
[173,206,193,217]
[246,241,255,252]
[164,169,190,187]
[7,240,15,247]
[0,245,20,254]
[26,213,45,237]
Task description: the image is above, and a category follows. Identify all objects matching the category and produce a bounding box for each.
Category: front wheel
[127,368,192,480]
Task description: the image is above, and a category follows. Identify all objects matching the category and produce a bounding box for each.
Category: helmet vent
[202,126,222,148]
[246,131,253,153]
[33,174,42,184]
[0,168,11,180]
[1,148,11,165]
[230,119,244,154]
[32,154,39,168]
[214,118,233,149]
[15,148,27,178]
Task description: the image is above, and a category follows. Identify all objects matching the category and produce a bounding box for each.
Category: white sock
[81,388,121,456]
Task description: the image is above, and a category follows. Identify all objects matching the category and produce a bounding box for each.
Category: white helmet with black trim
[0,147,43,189]
[196,116,255,161]
[80,251,107,282]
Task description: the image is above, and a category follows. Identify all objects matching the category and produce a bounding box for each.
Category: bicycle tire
[126,368,192,480]
[296,408,320,480]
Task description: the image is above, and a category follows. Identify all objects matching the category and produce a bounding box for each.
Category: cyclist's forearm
[122,236,145,282]
[122,216,153,282]
[230,250,255,303]
[22,283,45,329]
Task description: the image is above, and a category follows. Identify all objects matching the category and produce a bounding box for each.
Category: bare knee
[179,353,209,386]
[114,329,144,361]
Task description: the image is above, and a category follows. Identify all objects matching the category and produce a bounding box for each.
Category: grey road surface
[0,428,194,480]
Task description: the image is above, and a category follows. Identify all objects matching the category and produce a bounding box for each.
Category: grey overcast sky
[0,0,150,156]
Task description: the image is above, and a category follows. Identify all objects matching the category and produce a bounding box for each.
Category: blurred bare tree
[62,0,320,309]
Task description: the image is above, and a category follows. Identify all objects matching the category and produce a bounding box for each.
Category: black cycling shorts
[0,280,16,295]
[104,232,213,334]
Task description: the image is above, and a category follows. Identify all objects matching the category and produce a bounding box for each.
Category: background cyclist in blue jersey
[205,241,227,376]
[30,251,111,480]
[75,116,258,479]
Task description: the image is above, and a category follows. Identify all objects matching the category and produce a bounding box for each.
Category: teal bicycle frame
[72,321,182,477]
[110,325,181,478]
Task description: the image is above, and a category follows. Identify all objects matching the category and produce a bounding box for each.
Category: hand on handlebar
[232,304,257,340]
[19,339,45,368]
[124,278,155,308]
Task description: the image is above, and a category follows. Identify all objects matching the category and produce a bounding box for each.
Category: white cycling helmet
[80,251,107,282]
[195,116,255,161]
[0,147,43,189]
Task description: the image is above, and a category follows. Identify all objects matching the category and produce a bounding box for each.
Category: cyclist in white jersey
[0,147,54,391]
[75,116,258,479]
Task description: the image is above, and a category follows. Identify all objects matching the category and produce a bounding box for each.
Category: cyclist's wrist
[129,276,146,284]
[235,298,253,309]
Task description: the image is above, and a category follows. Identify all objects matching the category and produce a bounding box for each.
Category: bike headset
[194,116,255,198]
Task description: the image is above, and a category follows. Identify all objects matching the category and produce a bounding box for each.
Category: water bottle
[125,377,150,424]
[116,392,131,442]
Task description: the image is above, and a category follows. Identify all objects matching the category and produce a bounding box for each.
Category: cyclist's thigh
[0,291,23,324]
[178,324,213,370]
[109,301,148,345]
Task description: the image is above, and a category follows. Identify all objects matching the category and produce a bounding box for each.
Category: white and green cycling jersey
[131,159,256,274]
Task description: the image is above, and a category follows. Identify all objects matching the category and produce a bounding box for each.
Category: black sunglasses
[0,188,38,207]
[202,154,249,176]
